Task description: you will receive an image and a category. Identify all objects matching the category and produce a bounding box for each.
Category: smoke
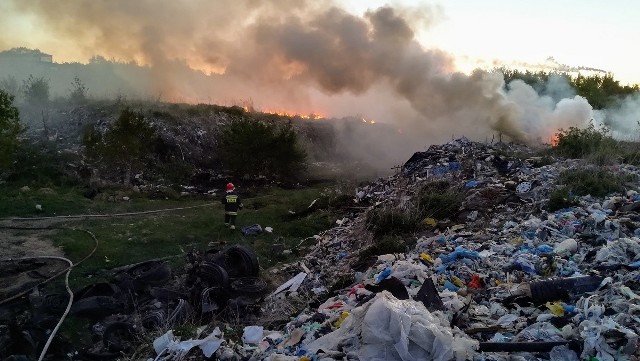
[0,0,597,168]
[594,94,640,140]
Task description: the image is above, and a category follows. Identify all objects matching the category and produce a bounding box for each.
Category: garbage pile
[242,138,640,361]
[5,137,640,360]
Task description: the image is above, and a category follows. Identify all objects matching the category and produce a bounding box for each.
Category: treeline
[499,68,639,109]
[0,89,307,192]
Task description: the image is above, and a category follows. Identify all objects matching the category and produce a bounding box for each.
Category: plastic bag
[549,345,579,361]
[308,292,478,361]
[241,224,263,236]
[439,247,480,264]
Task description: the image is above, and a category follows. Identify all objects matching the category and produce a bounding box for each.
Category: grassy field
[1,181,349,287]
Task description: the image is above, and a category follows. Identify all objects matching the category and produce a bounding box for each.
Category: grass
[550,125,640,166]
[417,181,464,220]
[41,183,338,287]
[547,187,578,211]
[365,207,419,237]
[557,169,636,198]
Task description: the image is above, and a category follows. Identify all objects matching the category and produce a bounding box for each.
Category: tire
[216,245,259,278]
[127,261,171,289]
[198,262,229,288]
[102,322,136,352]
[70,296,123,319]
[149,287,188,301]
[200,286,228,314]
[166,299,192,325]
[141,310,165,330]
[230,277,267,298]
[74,282,120,299]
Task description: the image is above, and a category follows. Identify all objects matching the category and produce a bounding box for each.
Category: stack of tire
[199,245,267,314]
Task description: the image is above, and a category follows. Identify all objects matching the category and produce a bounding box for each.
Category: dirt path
[0,218,69,259]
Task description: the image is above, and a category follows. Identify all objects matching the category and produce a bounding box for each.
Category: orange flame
[261,108,326,120]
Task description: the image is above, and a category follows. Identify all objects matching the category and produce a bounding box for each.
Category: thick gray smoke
[0,0,598,167]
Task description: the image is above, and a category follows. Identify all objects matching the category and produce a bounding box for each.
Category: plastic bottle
[375,267,392,283]
[528,275,603,304]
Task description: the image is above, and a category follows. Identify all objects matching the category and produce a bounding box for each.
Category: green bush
[557,169,636,198]
[0,90,24,171]
[7,143,80,187]
[547,188,578,211]
[417,181,464,219]
[366,207,419,236]
[22,75,50,106]
[552,125,619,159]
[359,235,407,258]
[83,108,158,185]
[218,117,306,181]
[68,76,88,105]
[622,151,640,166]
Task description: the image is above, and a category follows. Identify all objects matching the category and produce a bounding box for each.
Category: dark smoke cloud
[0,0,595,168]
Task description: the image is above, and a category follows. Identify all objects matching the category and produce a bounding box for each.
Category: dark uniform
[223,190,242,228]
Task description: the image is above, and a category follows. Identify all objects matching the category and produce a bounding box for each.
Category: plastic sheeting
[308,292,478,361]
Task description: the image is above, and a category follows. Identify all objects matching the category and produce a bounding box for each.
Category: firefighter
[222,182,243,229]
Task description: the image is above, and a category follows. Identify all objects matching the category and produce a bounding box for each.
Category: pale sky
[344,0,640,85]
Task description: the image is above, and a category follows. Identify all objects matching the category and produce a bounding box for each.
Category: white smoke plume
[593,93,640,141]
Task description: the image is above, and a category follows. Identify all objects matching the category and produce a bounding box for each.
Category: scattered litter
[271,272,307,296]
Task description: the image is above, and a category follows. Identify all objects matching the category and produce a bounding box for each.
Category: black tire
[230,277,267,298]
[149,287,188,301]
[127,261,171,289]
[220,245,259,278]
[74,282,120,300]
[70,296,123,319]
[199,262,229,288]
[141,310,165,330]
[166,299,192,325]
[200,287,228,314]
[102,322,136,352]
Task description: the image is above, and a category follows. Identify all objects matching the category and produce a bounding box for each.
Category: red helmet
[226,182,235,191]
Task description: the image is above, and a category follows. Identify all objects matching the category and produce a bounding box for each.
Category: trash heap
[234,138,640,361]
[7,138,640,360]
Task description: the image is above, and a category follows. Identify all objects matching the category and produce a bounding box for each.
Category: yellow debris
[423,217,437,226]
[334,311,350,328]
[546,302,565,317]
[451,276,465,288]
[420,253,434,263]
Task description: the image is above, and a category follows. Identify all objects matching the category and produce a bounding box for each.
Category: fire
[361,117,376,124]
[549,134,560,146]
[261,108,326,120]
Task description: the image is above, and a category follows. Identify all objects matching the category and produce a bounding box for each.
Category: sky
[345,0,640,85]
[1,0,638,84]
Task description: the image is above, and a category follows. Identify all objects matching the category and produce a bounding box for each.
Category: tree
[69,76,88,104]
[83,108,158,185]
[22,75,50,106]
[218,117,306,180]
[0,76,20,98]
[0,90,24,171]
